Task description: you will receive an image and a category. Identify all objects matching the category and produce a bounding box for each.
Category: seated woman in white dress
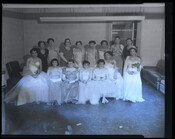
[77,60,93,104]
[47,58,62,105]
[89,59,109,105]
[4,48,50,106]
[123,47,145,102]
[104,51,124,100]
[61,59,79,103]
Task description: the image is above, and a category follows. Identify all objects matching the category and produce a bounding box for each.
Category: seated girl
[61,59,79,103]
[4,48,50,106]
[104,51,124,100]
[47,58,62,105]
[89,59,109,104]
[77,60,93,104]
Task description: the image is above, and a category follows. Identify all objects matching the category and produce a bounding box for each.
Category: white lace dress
[123,56,145,102]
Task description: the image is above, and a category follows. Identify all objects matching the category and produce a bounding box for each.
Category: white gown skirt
[49,79,62,105]
[123,71,145,102]
[4,72,50,106]
[77,81,90,104]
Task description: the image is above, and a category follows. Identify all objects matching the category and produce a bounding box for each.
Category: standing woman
[85,40,98,67]
[111,36,124,75]
[59,38,74,67]
[122,38,137,61]
[38,41,49,72]
[97,40,111,60]
[47,38,60,66]
[73,41,85,68]
[123,47,145,102]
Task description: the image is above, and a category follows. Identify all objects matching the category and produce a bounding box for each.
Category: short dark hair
[129,47,137,53]
[75,41,82,45]
[114,36,120,39]
[68,59,74,64]
[104,51,113,57]
[64,38,71,45]
[126,38,133,44]
[83,60,90,65]
[89,40,96,45]
[47,38,54,44]
[30,48,39,54]
[38,41,46,47]
[97,59,105,65]
[100,40,108,46]
[51,58,59,66]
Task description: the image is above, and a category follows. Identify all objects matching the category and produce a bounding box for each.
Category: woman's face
[127,39,132,46]
[130,49,137,56]
[77,42,82,49]
[83,63,89,69]
[89,43,95,48]
[52,61,58,67]
[40,42,45,49]
[65,40,71,47]
[114,38,120,44]
[68,62,74,68]
[31,51,38,57]
[49,40,54,47]
[98,62,104,68]
[104,53,112,60]
[102,42,108,48]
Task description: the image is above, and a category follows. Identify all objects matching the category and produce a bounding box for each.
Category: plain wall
[23,20,109,55]
[2,17,24,79]
[2,16,165,78]
[140,19,164,66]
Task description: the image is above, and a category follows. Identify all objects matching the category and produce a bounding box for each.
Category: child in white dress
[90,59,109,104]
[61,59,79,103]
[47,58,62,105]
[77,61,93,104]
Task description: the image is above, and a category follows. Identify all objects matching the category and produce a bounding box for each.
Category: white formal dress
[77,68,93,104]
[104,60,124,99]
[47,67,62,105]
[4,62,50,106]
[123,56,145,102]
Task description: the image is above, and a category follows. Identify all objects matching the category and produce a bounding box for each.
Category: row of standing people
[4,46,144,106]
[29,37,137,76]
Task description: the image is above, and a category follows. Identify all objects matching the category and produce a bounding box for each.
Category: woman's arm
[59,52,68,63]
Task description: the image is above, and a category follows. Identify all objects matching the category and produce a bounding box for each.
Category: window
[111,21,137,46]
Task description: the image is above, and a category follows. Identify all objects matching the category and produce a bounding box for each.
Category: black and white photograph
[1,2,171,138]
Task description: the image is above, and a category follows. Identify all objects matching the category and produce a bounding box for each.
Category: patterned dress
[61,67,79,103]
[111,44,124,75]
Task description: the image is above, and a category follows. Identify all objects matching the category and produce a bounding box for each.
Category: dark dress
[122,46,130,61]
[59,46,74,67]
[38,49,49,72]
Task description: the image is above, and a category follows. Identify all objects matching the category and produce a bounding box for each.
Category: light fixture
[2,3,164,8]
[40,16,145,22]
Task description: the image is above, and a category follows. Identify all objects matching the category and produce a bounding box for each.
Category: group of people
[4,36,145,106]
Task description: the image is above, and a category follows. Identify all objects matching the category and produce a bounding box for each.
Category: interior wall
[2,17,24,79]
[23,20,108,55]
[140,19,164,66]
